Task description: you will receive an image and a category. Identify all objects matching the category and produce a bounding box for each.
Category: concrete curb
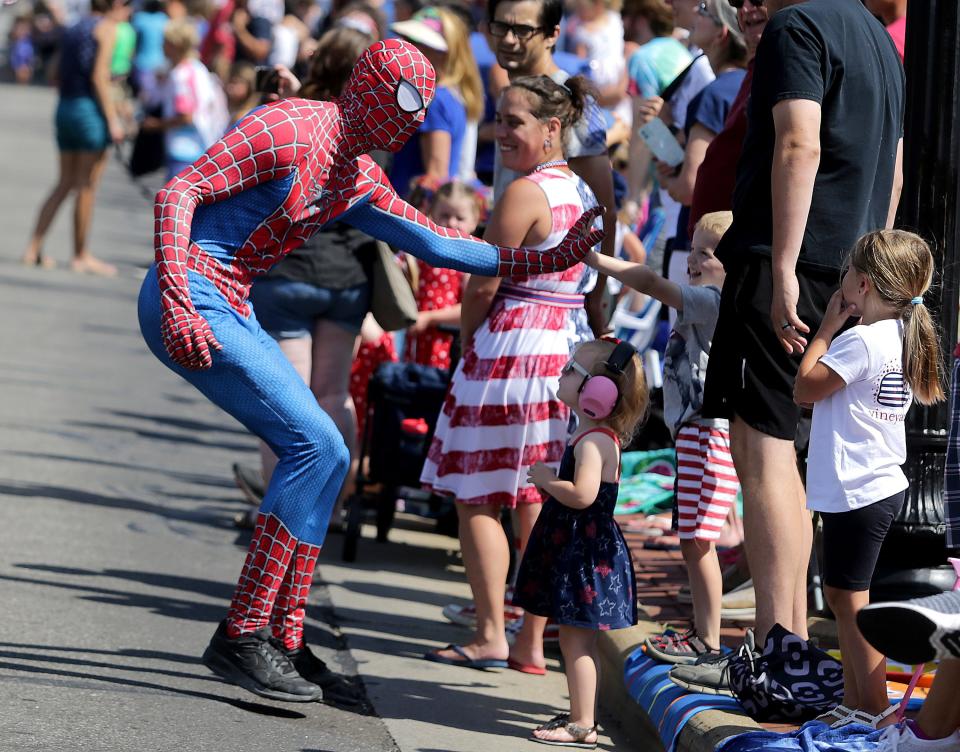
[598,618,762,752]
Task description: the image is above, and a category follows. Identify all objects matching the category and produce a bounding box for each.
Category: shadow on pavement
[1,566,227,623]
[0,481,236,528]
[357,673,567,738]
[104,408,252,437]
[5,450,238,489]
[0,657,308,718]
[65,419,255,453]
[335,580,464,610]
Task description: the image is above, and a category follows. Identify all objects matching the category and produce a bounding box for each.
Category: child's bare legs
[533,626,599,745]
[511,502,547,669]
[680,537,722,650]
[914,659,960,739]
[433,502,510,662]
[825,585,891,722]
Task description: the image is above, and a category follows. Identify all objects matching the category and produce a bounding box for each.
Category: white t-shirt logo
[876,369,909,408]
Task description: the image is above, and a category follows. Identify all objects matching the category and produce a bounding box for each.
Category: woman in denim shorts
[242,223,373,519]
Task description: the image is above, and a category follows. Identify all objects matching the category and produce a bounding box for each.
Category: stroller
[340,331,459,562]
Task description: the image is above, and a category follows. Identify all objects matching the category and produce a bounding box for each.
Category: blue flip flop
[424,644,508,670]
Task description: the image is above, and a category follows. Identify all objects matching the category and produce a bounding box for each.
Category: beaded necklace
[529,159,569,174]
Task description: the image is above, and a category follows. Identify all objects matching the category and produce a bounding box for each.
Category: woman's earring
[543,138,552,151]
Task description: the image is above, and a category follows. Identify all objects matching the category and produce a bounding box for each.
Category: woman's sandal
[839,704,901,729]
[815,704,856,727]
[531,721,598,749]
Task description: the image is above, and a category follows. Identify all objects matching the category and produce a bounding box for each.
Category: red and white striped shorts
[675,423,739,541]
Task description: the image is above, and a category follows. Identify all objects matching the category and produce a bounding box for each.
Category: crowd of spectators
[13,0,960,749]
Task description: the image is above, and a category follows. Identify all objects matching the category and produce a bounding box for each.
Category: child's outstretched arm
[794,290,855,404]
[584,251,683,310]
[527,434,616,510]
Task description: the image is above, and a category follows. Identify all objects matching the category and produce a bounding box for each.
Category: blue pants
[138,266,349,546]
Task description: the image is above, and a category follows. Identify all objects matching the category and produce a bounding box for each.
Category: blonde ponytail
[847,230,945,405]
[903,299,945,405]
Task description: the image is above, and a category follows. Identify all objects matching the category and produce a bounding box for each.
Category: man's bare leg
[730,416,810,642]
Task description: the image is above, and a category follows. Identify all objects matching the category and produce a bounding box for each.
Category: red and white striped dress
[420,167,598,507]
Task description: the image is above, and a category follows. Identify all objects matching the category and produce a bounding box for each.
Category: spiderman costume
[137,39,603,703]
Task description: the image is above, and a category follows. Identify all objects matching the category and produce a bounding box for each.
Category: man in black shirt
[701,0,903,669]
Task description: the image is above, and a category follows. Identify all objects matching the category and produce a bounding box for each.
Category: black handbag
[728,623,844,723]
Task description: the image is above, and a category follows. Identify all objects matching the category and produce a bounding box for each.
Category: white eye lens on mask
[396,78,424,113]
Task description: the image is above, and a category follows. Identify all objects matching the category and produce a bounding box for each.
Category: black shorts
[820,491,905,591]
[702,255,838,441]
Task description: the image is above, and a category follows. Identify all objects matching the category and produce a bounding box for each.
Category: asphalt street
[0,82,636,752]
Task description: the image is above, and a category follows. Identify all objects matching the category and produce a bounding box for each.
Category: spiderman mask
[338,39,437,154]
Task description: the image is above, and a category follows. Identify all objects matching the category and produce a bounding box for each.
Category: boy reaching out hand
[585,212,742,675]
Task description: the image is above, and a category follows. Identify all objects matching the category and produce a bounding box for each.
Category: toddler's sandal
[531,721,598,749]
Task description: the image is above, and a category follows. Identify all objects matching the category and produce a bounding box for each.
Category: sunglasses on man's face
[727,0,764,8]
[488,21,548,41]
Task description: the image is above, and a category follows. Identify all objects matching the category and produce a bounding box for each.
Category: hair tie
[911,296,923,306]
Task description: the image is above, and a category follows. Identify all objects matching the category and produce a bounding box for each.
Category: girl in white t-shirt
[794,229,944,730]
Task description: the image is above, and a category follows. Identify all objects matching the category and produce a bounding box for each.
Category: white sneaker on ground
[875,722,960,752]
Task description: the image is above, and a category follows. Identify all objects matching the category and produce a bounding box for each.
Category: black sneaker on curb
[668,650,735,696]
[232,462,265,506]
[278,643,365,707]
[202,621,323,702]
[857,590,960,664]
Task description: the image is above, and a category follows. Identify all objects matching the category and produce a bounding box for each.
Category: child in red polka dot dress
[404,181,483,370]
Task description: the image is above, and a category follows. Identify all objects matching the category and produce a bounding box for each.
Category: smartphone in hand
[254,66,280,94]
[637,118,685,167]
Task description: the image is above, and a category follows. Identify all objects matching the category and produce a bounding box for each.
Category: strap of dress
[571,427,622,481]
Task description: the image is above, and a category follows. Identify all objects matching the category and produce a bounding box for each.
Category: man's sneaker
[668,650,735,696]
[857,590,960,664]
[874,721,960,752]
[720,579,756,622]
[202,621,323,702]
[278,643,364,706]
[233,462,265,506]
[667,631,757,697]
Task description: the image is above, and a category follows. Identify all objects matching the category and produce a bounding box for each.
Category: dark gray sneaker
[202,621,323,702]
[857,590,960,664]
[668,650,735,696]
[668,630,756,696]
[279,643,365,706]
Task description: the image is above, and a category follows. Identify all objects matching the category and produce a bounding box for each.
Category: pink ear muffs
[576,339,637,420]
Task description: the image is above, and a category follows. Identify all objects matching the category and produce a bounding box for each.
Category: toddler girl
[795,229,944,729]
[515,337,648,748]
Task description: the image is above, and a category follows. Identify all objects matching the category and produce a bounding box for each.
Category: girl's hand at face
[818,289,858,337]
[527,461,557,489]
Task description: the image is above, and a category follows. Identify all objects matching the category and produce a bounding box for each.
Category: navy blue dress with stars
[513,428,637,631]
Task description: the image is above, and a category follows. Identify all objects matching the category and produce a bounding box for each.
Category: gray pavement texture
[0,83,639,752]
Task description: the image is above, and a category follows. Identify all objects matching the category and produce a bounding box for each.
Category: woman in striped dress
[422,74,601,672]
